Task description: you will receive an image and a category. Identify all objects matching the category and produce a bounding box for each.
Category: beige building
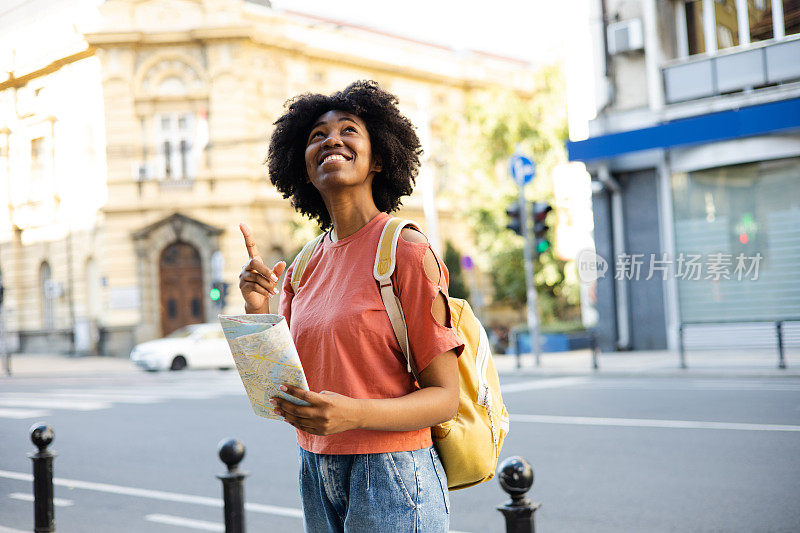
[0,0,537,357]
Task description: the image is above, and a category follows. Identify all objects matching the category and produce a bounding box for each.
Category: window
[30,137,47,201]
[749,0,774,42]
[785,0,800,36]
[685,1,706,54]
[715,0,740,48]
[671,157,800,322]
[154,112,196,180]
[678,0,798,56]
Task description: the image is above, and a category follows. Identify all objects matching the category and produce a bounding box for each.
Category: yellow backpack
[290,217,509,490]
[374,218,509,490]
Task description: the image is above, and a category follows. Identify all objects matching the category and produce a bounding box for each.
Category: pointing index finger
[239,223,262,261]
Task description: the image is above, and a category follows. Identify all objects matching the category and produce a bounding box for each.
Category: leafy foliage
[445,63,579,324]
[443,241,470,301]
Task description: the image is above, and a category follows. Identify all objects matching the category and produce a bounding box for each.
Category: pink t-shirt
[278,212,464,454]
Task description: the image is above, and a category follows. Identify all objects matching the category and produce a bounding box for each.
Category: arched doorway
[159,242,203,336]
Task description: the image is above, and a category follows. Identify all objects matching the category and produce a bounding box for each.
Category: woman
[238,80,464,532]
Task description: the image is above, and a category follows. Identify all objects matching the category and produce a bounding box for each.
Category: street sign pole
[518,183,542,366]
[509,153,542,367]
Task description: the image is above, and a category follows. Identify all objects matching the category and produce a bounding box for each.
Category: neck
[323,189,381,242]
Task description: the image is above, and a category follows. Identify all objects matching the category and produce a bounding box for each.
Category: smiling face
[304,110,381,193]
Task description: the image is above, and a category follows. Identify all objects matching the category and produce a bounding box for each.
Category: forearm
[355,385,457,432]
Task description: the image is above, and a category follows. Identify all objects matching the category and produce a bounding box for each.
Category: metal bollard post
[678,324,687,369]
[28,424,56,533]
[217,438,248,533]
[776,321,786,370]
[591,329,599,370]
[497,456,540,533]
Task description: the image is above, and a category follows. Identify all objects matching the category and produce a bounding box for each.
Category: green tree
[443,241,470,301]
[447,64,578,325]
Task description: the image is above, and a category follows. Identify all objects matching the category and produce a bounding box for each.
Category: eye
[311,130,324,139]
[343,126,357,133]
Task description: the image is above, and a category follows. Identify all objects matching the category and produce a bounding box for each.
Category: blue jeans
[298,445,450,532]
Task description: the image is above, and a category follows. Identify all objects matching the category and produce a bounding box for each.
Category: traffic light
[531,202,553,255]
[210,281,229,307]
[506,203,523,236]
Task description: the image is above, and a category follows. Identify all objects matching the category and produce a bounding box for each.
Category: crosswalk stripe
[0,470,302,518]
[0,399,111,411]
[0,393,161,404]
[0,408,50,419]
[9,492,74,507]
[501,377,589,393]
[0,524,29,533]
[145,514,223,531]
[511,414,800,431]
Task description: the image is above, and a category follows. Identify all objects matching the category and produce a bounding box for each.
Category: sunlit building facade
[569,0,800,352]
[0,0,535,356]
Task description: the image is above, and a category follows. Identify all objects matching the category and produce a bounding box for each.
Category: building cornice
[84,25,536,95]
[0,47,96,91]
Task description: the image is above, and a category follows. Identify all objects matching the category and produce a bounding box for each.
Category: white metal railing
[662,34,800,103]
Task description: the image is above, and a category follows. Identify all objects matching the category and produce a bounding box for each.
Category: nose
[322,131,343,148]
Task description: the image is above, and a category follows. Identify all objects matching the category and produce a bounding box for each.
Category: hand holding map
[219,313,310,420]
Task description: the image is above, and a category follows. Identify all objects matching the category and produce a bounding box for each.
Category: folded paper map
[219,314,310,420]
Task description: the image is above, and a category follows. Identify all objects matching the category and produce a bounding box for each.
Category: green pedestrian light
[531,201,553,257]
[536,240,550,254]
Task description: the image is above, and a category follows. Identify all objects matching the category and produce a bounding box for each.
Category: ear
[370,154,383,175]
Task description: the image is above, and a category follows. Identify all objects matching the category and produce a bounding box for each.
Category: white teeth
[322,154,346,163]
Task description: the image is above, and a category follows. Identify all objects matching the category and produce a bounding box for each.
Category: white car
[130,323,233,371]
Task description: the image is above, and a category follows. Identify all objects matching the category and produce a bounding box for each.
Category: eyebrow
[310,116,359,130]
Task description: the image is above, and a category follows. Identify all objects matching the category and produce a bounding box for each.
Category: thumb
[273,261,287,277]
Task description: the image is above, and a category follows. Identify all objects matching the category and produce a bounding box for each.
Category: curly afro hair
[267,80,422,230]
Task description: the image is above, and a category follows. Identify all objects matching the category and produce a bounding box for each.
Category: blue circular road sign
[509,154,536,186]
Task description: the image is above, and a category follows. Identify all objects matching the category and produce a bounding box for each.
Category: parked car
[130,323,233,371]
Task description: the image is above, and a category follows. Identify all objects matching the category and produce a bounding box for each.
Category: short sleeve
[392,237,465,374]
[278,260,295,328]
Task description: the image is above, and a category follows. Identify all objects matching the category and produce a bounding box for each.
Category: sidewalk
[1,349,799,379]
[494,349,800,378]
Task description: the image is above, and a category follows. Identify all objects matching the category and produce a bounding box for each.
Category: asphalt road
[1,370,799,532]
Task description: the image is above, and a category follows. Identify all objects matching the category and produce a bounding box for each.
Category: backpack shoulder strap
[290,232,325,293]
[374,217,422,379]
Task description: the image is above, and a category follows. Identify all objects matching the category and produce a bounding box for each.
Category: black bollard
[217,438,248,533]
[28,424,56,533]
[497,456,541,533]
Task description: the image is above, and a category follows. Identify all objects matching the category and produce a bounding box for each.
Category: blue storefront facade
[568,1,800,352]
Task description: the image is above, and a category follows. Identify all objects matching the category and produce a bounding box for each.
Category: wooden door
[159,242,204,337]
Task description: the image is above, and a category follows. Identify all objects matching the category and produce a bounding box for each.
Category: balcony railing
[663,36,800,104]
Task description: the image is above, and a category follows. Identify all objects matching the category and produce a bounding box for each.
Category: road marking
[145,514,223,531]
[584,380,800,392]
[511,414,800,431]
[0,525,29,533]
[0,470,468,530]
[0,407,50,419]
[0,470,302,519]
[0,392,162,404]
[501,377,589,393]
[0,399,111,411]
[9,492,73,507]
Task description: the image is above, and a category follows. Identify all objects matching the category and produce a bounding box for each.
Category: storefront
[567,98,800,352]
